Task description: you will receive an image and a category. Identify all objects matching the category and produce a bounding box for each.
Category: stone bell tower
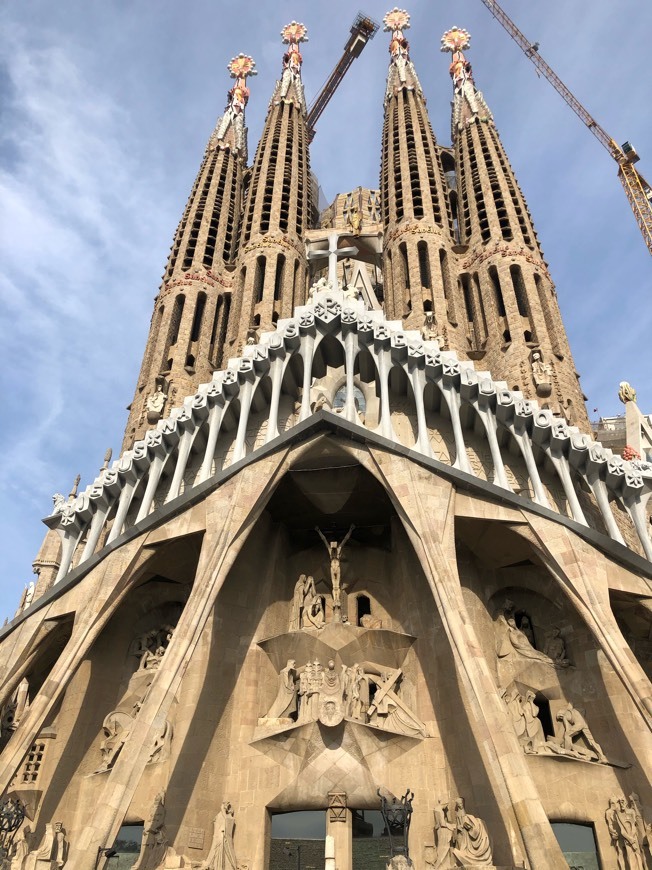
[226,22,313,357]
[441,27,588,427]
[122,54,257,449]
[379,9,460,340]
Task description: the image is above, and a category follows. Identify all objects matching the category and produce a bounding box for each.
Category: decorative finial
[209,53,257,153]
[275,22,308,109]
[101,448,113,473]
[69,474,81,500]
[383,8,410,34]
[281,21,308,46]
[441,25,491,130]
[228,53,257,81]
[440,26,471,54]
[618,381,637,404]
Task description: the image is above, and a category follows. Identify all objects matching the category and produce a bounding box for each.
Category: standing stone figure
[432,801,456,869]
[200,802,237,870]
[132,793,167,870]
[316,525,355,619]
[289,575,316,631]
[615,796,647,870]
[521,690,546,753]
[265,660,298,719]
[10,824,31,870]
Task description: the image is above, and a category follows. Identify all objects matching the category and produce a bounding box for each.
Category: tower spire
[380,9,458,337]
[209,53,257,157]
[227,22,312,355]
[441,27,588,426]
[441,27,493,134]
[122,56,256,449]
[383,7,423,103]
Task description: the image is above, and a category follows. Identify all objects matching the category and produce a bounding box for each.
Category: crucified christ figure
[316,524,355,620]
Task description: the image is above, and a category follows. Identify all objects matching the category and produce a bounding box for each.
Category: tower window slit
[274,255,286,302]
[418,241,431,289]
[190,292,207,343]
[488,266,506,318]
[254,256,266,304]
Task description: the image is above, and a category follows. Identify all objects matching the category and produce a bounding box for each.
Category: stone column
[327,793,352,870]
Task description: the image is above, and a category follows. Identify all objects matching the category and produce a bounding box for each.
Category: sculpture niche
[95,624,176,773]
[502,688,608,764]
[495,600,570,669]
[259,658,426,737]
[430,798,493,869]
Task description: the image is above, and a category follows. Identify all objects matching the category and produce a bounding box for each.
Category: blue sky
[1,0,650,622]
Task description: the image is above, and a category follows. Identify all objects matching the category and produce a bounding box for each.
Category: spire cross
[307,232,359,290]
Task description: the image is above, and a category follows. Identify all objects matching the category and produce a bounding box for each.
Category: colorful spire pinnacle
[384,8,411,62]
[276,21,308,109]
[383,8,423,102]
[441,26,492,130]
[209,53,257,153]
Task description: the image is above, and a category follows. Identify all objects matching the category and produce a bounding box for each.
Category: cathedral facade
[1,11,651,870]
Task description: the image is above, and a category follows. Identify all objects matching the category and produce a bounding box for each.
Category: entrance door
[352,810,391,870]
[270,811,326,870]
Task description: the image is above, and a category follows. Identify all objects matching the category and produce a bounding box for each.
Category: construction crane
[306,12,379,141]
[478,0,652,257]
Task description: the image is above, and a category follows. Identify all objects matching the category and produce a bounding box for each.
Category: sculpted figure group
[432,798,493,868]
[606,794,652,870]
[262,658,425,737]
[502,687,607,763]
[8,821,67,870]
[495,600,570,669]
[96,624,176,772]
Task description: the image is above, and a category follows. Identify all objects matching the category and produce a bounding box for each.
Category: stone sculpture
[502,687,607,763]
[97,710,133,772]
[619,381,637,404]
[531,351,553,398]
[266,660,298,719]
[316,524,355,620]
[199,802,237,870]
[146,385,167,422]
[495,600,565,667]
[553,702,607,763]
[543,627,570,666]
[23,821,67,869]
[432,798,493,868]
[289,575,317,631]
[132,793,167,870]
[606,794,650,870]
[9,824,31,870]
[260,657,425,736]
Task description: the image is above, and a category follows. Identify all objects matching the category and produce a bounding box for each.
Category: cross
[307,231,359,290]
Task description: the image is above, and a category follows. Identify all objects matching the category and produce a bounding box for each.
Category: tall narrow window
[488,266,505,317]
[417,242,431,289]
[190,292,207,343]
[254,256,266,304]
[274,255,286,302]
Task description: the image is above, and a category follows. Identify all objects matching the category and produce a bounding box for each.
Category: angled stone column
[74,449,291,869]
[365,448,568,870]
